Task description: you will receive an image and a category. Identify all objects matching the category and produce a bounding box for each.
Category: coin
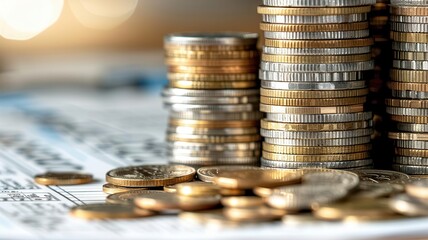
[164,32,258,46]
[260,23,370,33]
[262,0,376,7]
[302,171,360,190]
[175,181,220,196]
[34,172,93,185]
[406,179,428,199]
[106,165,196,187]
[351,182,396,199]
[264,38,373,49]
[263,143,371,154]
[165,50,259,60]
[196,165,260,182]
[351,169,410,185]
[70,203,155,220]
[261,119,372,131]
[260,96,367,106]
[389,194,428,217]
[102,183,149,195]
[260,104,364,114]
[221,196,264,208]
[392,165,428,175]
[106,190,163,205]
[262,151,370,162]
[257,6,371,15]
[261,158,373,169]
[163,185,178,193]
[223,206,286,222]
[179,210,242,227]
[282,213,321,225]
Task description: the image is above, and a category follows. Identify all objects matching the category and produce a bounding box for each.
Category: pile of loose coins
[162,33,262,166]
[257,0,376,169]
[388,0,428,175]
[38,165,428,224]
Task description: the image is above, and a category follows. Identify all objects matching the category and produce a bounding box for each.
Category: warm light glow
[0,0,63,40]
[69,0,138,30]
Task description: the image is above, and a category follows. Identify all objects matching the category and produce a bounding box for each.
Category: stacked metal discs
[388,1,428,175]
[163,33,262,166]
[257,0,376,170]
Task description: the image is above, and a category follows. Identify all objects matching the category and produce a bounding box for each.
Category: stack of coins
[388,1,428,175]
[257,0,376,170]
[163,33,262,166]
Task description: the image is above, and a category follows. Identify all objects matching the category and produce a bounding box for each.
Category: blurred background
[0,0,261,91]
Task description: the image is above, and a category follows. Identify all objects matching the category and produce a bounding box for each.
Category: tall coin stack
[163,33,262,167]
[257,0,376,170]
[388,1,428,175]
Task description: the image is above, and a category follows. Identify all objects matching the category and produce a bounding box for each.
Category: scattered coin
[302,171,360,190]
[406,179,428,199]
[102,183,149,195]
[179,210,244,227]
[223,206,286,222]
[34,172,93,185]
[70,203,155,220]
[106,190,163,205]
[175,181,220,196]
[389,194,428,217]
[197,165,260,182]
[221,196,264,208]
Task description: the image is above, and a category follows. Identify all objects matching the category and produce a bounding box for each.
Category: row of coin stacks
[257,0,376,169]
[388,1,428,175]
[163,33,262,167]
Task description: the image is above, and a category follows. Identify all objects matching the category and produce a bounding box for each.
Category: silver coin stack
[163,33,262,167]
[257,0,376,169]
[388,1,428,175]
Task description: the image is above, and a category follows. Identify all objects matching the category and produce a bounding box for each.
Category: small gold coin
[388,82,428,92]
[260,88,369,99]
[197,165,260,182]
[70,203,155,220]
[34,172,93,185]
[261,119,371,131]
[262,143,371,155]
[406,179,428,199]
[391,115,428,124]
[179,210,243,227]
[390,32,428,43]
[219,188,247,196]
[134,191,221,211]
[223,206,286,222]
[175,182,220,197]
[253,186,274,198]
[106,190,163,205]
[106,164,196,187]
[213,169,302,189]
[386,99,428,108]
[221,196,264,208]
[390,69,428,83]
[389,132,428,141]
[102,183,149,195]
[163,185,178,193]
[390,6,428,16]
[395,148,428,158]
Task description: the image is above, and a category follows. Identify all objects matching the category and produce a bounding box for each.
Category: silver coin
[168,126,259,136]
[392,42,428,52]
[391,15,428,24]
[394,156,428,166]
[264,30,369,40]
[261,158,373,169]
[168,103,258,112]
[389,194,428,217]
[267,185,348,211]
[393,140,428,150]
[168,149,261,158]
[263,46,371,56]
[261,128,373,139]
[260,80,366,90]
[265,112,372,123]
[169,156,259,166]
[302,171,360,190]
[163,88,260,97]
[264,136,371,146]
[352,182,396,199]
[259,70,368,82]
[260,61,375,72]
[391,22,428,33]
[196,165,261,182]
[163,95,260,105]
[164,32,258,46]
[262,14,367,24]
[392,164,428,175]
[351,169,410,185]
[387,107,428,116]
[168,141,261,151]
[262,0,376,7]
[170,111,262,121]
[393,60,428,70]
[396,123,428,133]
[391,90,428,99]
[391,0,428,6]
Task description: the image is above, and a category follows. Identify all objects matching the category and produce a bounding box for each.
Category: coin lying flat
[106,190,163,205]
[102,183,150,195]
[197,165,260,182]
[302,171,359,190]
[163,185,178,193]
[175,181,220,196]
[179,210,243,227]
[221,196,265,208]
[351,169,410,185]
[351,182,396,199]
[389,194,428,217]
[106,165,196,187]
[223,206,286,222]
[34,172,93,185]
[70,203,155,220]
[406,179,428,199]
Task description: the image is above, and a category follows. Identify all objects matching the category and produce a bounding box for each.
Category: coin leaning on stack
[163,33,261,166]
[257,0,376,169]
[388,0,428,175]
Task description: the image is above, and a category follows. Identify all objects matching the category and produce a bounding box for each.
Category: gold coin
[388,81,428,92]
[389,132,428,141]
[223,206,286,222]
[260,96,366,107]
[257,6,371,15]
[390,69,428,83]
[260,104,364,114]
[196,165,261,182]
[386,99,428,108]
[134,191,221,211]
[391,32,428,43]
[260,22,369,32]
[313,199,398,222]
[169,80,258,89]
[167,73,257,81]
[394,51,428,61]
[390,6,428,16]
[102,183,149,195]
[262,143,371,155]
[164,44,256,51]
[406,179,428,199]
[163,185,178,193]
[264,38,373,48]
[70,203,155,220]
[175,181,220,196]
[34,172,93,185]
[395,148,428,158]
[106,190,163,204]
[169,119,259,128]
[106,165,196,187]
[166,58,259,66]
[262,151,370,162]
[165,49,259,60]
[220,188,247,196]
[213,169,302,189]
[168,65,258,74]
[167,134,261,143]
[260,88,369,99]
[391,115,428,123]
[261,119,371,131]
[221,196,264,208]
[262,54,371,64]
[179,210,243,227]
[253,186,274,198]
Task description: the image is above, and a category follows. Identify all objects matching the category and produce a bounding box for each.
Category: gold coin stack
[388,1,428,175]
[257,0,376,169]
[163,33,262,166]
